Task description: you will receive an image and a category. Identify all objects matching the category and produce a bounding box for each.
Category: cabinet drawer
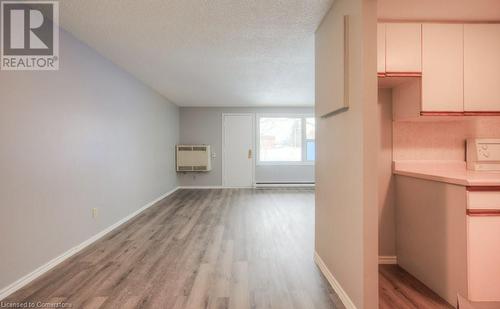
[467,191,500,210]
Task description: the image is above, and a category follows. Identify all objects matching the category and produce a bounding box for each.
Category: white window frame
[256,113,315,166]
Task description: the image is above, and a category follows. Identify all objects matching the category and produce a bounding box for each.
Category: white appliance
[176,145,212,172]
[466,139,500,171]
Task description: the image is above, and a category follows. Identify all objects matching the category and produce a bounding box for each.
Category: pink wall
[378,0,500,22]
[393,118,500,161]
[379,89,396,257]
[315,0,379,307]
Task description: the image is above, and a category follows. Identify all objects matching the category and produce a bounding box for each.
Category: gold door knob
[248,149,252,159]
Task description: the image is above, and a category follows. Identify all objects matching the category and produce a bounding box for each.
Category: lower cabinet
[466,190,500,301]
[396,176,468,306]
[396,176,500,306]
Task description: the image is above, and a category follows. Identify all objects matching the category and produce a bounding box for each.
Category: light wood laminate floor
[379,265,454,309]
[6,188,344,309]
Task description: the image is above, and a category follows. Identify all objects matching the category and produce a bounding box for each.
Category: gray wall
[178,107,314,186]
[0,30,179,292]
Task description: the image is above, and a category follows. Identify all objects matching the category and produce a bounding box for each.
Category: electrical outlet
[92,208,98,218]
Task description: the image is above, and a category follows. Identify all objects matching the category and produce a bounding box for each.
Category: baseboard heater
[255,182,315,188]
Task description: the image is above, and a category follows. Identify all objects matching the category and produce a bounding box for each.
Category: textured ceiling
[59,0,334,107]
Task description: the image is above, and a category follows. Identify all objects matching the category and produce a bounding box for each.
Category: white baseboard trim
[378,256,398,265]
[0,186,180,301]
[314,251,357,309]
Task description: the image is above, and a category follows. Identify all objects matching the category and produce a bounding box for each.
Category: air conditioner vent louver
[176,145,212,172]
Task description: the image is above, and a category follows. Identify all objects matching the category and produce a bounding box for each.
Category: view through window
[258,116,315,163]
[306,117,315,161]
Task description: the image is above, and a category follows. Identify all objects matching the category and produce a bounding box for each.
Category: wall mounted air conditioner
[176,145,212,172]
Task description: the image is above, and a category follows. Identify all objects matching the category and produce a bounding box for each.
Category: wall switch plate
[92,208,98,218]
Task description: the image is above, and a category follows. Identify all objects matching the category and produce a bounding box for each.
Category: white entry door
[222,114,254,187]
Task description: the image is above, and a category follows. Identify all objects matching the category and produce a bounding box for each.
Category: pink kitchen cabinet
[378,23,386,75]
[396,176,500,305]
[422,24,464,112]
[467,216,500,301]
[466,190,500,302]
[464,24,500,112]
[386,23,422,74]
[396,176,468,306]
[381,22,500,119]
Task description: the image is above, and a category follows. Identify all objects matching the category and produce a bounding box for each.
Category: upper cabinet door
[386,23,422,74]
[378,23,386,74]
[422,24,464,112]
[464,24,500,112]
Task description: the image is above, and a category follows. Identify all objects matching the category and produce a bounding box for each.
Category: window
[305,117,315,161]
[257,115,315,164]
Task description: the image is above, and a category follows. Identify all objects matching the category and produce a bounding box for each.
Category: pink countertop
[393,161,500,186]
